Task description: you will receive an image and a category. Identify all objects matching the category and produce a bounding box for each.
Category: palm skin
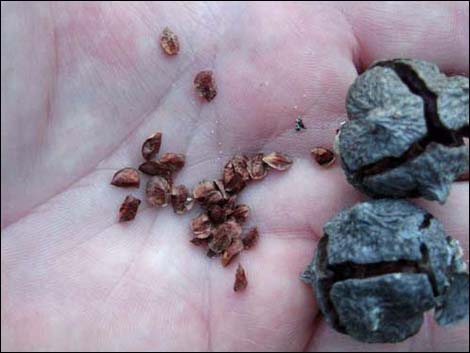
[1,2,469,351]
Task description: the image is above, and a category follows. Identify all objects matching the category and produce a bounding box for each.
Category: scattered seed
[159,153,185,172]
[193,180,217,202]
[248,153,268,180]
[194,70,217,102]
[234,264,248,292]
[209,220,242,254]
[214,179,229,199]
[118,195,141,222]
[311,147,336,167]
[191,237,208,246]
[142,131,162,160]
[191,213,213,239]
[160,27,180,56]
[171,185,193,214]
[231,204,250,224]
[221,237,244,267]
[223,155,250,193]
[139,160,172,177]
[242,227,259,249]
[111,168,140,188]
[262,152,293,171]
[208,204,225,224]
[146,176,170,207]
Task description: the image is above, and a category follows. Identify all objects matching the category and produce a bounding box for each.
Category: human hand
[1,2,468,351]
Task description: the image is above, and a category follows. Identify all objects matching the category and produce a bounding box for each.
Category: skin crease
[1,1,468,351]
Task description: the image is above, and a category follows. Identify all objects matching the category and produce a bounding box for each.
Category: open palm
[2,2,469,351]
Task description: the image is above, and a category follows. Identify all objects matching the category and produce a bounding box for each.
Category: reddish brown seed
[159,153,186,172]
[232,155,250,182]
[146,176,170,207]
[194,70,217,102]
[311,147,336,167]
[191,213,212,239]
[193,180,217,202]
[204,190,224,206]
[231,204,250,224]
[142,132,162,160]
[171,185,193,214]
[242,227,259,250]
[209,220,242,254]
[262,152,293,171]
[221,237,244,267]
[208,204,225,224]
[214,179,229,200]
[248,153,268,180]
[223,160,246,194]
[160,27,180,56]
[234,264,248,292]
[118,195,141,222]
[111,168,140,188]
[191,237,209,247]
[139,160,172,177]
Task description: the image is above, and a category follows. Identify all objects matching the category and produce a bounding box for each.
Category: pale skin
[1,2,469,351]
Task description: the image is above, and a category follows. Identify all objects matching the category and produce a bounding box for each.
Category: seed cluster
[189,152,291,268]
[110,129,291,291]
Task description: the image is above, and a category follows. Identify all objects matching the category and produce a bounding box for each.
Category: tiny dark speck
[419,214,433,229]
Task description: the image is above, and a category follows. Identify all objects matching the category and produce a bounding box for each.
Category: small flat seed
[234,264,248,292]
[262,152,293,171]
[194,70,217,102]
[311,147,336,167]
[160,27,180,56]
[242,227,259,250]
[119,195,141,222]
[142,132,162,160]
[111,168,140,187]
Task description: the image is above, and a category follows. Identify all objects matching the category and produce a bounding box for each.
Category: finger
[337,2,469,74]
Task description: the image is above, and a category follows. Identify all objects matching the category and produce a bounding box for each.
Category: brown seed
[231,204,250,224]
[209,220,242,254]
[214,179,228,200]
[262,152,293,171]
[190,237,209,247]
[160,27,180,56]
[248,153,268,180]
[232,155,250,182]
[118,195,141,222]
[208,204,225,224]
[171,185,193,214]
[139,160,172,177]
[193,180,217,202]
[234,264,247,292]
[194,70,217,102]
[223,157,248,194]
[111,168,140,188]
[205,190,224,206]
[311,147,336,167]
[142,131,162,160]
[146,176,170,207]
[159,153,185,172]
[191,213,212,239]
[221,237,244,267]
[242,227,259,250]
